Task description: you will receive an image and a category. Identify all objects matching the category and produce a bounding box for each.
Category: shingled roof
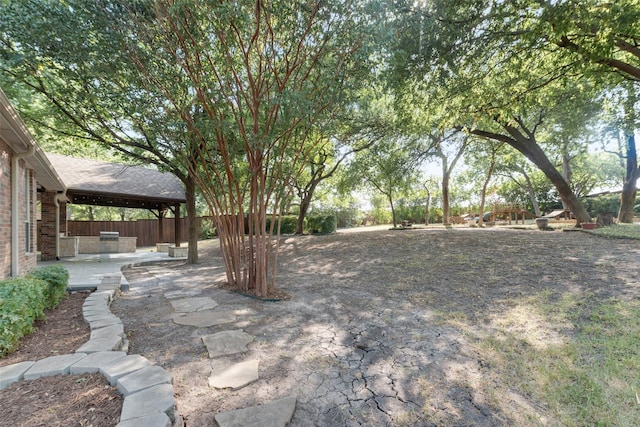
[46,153,186,210]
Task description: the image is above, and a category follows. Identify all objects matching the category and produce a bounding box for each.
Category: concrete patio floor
[38,247,186,291]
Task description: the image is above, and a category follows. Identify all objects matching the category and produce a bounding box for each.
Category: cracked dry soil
[112,227,640,426]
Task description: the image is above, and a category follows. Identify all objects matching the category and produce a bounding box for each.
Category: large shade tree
[388,0,640,225]
[0,0,204,263]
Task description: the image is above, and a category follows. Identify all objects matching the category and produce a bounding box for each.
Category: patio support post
[158,208,165,243]
[174,203,181,247]
[54,191,67,259]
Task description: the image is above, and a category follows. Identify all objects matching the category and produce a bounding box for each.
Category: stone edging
[0,275,178,427]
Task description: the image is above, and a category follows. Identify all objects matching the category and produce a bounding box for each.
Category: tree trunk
[560,143,572,211]
[618,179,637,223]
[436,135,465,226]
[523,172,542,217]
[296,181,318,234]
[521,144,590,224]
[184,175,199,264]
[471,124,591,225]
[618,133,638,223]
[424,189,431,225]
[389,195,397,228]
[478,155,496,227]
[442,172,450,225]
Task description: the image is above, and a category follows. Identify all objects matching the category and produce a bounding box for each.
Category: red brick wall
[0,142,38,279]
[40,190,58,261]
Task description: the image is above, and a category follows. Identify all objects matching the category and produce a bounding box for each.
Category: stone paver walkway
[1,253,297,426]
[0,277,176,426]
[166,295,297,424]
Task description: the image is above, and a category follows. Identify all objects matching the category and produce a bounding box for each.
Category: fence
[37,214,251,249]
[63,217,207,247]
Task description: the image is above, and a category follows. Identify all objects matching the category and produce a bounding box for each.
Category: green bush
[266,215,299,234]
[335,207,362,228]
[584,194,619,217]
[200,217,217,239]
[0,277,48,356]
[28,265,69,309]
[306,213,337,234]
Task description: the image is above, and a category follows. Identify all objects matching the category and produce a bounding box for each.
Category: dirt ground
[111,227,640,426]
[1,226,639,426]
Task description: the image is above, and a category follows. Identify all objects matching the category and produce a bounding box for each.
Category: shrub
[0,277,48,356]
[584,194,619,218]
[200,217,217,239]
[307,213,337,234]
[335,207,362,228]
[266,215,299,234]
[583,195,620,225]
[28,265,69,309]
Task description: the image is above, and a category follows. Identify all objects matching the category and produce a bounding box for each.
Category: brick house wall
[0,139,38,279]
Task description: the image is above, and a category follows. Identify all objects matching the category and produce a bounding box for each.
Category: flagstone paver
[119,383,176,423]
[208,359,260,390]
[169,296,218,313]
[23,353,88,380]
[164,289,201,299]
[202,330,254,358]
[173,309,236,327]
[70,351,127,375]
[100,354,151,386]
[115,412,172,427]
[214,395,297,427]
[117,365,173,396]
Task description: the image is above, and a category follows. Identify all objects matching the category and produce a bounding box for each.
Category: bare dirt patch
[111,227,640,426]
[1,227,638,426]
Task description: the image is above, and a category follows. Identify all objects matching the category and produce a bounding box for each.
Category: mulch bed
[0,292,123,427]
[0,374,122,427]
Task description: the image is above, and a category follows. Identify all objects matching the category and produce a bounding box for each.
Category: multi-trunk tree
[291,121,376,235]
[141,0,372,297]
[1,0,374,296]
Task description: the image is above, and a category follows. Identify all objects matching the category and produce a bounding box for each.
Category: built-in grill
[99,231,119,253]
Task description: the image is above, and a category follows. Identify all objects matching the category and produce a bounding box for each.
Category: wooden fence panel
[65,217,198,247]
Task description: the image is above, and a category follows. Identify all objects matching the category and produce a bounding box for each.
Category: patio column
[40,190,57,261]
[174,203,181,247]
[158,208,166,243]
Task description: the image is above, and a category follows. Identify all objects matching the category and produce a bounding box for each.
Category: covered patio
[40,153,186,260]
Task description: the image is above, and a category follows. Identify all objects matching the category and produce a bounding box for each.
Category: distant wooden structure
[476,204,536,225]
[458,204,536,225]
[542,209,573,220]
